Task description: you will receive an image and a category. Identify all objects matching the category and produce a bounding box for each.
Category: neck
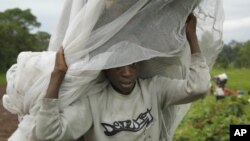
[111,83,136,95]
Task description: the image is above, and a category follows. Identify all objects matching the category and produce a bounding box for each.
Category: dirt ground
[0,85,18,141]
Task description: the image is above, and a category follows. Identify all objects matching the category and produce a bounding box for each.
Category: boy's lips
[120,81,135,88]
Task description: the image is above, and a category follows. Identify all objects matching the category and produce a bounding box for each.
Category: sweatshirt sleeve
[152,53,210,107]
[36,97,92,141]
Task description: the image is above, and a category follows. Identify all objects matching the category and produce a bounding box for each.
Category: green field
[174,69,250,141]
[210,69,250,92]
[0,73,6,85]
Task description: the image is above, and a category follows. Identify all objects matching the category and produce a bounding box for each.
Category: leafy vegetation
[0,8,50,73]
[214,40,250,69]
[174,69,250,141]
[174,95,250,141]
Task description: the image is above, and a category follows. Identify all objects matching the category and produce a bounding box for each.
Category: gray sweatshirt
[36,53,210,141]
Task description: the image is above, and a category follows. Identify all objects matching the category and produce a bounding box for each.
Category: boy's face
[105,63,139,95]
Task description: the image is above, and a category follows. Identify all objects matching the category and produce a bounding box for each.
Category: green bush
[174,95,250,141]
[174,68,250,141]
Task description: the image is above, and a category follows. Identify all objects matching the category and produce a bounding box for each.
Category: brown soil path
[0,85,18,141]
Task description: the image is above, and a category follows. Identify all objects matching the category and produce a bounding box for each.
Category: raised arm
[186,13,200,54]
[151,13,210,106]
[46,47,68,99]
[36,47,92,140]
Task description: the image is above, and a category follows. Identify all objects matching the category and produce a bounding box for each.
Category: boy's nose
[121,66,134,77]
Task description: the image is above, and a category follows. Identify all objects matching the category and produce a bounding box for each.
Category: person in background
[212,73,241,100]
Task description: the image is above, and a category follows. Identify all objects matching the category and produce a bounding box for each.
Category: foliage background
[174,69,250,141]
[0,8,50,73]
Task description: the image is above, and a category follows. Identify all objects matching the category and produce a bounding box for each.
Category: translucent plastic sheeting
[2,0,224,140]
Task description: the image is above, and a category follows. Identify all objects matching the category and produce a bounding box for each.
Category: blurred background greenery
[174,69,250,141]
[0,8,50,73]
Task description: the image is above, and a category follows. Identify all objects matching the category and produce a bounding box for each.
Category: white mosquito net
[2,0,224,140]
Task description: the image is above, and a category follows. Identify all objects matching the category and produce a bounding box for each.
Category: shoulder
[138,75,171,89]
[139,75,170,83]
